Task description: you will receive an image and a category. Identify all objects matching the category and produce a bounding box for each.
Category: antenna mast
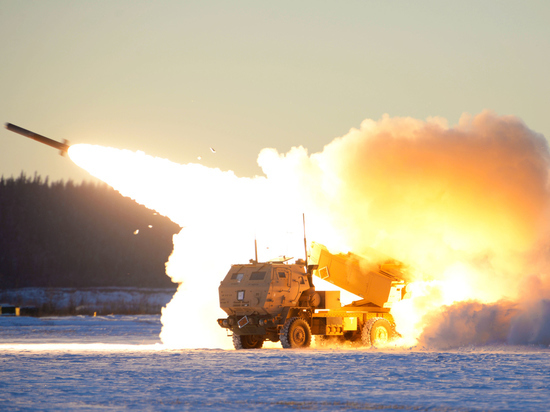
[254,237,258,263]
[303,213,308,267]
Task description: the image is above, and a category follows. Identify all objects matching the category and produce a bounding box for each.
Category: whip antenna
[303,213,308,267]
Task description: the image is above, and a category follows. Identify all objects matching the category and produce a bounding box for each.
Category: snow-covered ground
[1,315,549,411]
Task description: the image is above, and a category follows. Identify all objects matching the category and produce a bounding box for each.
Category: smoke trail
[69,110,550,348]
[68,148,306,348]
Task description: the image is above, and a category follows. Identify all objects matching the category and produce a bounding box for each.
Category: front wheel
[361,318,394,348]
[280,317,312,349]
[233,334,264,349]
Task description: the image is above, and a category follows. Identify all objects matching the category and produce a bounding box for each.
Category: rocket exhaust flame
[67,145,301,349]
[64,110,550,349]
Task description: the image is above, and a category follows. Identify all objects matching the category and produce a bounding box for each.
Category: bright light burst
[68,111,550,349]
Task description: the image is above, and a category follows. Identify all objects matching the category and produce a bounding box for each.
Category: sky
[1,1,549,183]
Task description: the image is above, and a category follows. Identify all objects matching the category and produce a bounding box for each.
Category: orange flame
[69,110,550,348]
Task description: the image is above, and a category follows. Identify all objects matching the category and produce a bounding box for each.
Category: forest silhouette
[0,173,180,289]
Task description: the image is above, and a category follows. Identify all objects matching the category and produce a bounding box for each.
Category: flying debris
[210,147,216,153]
[4,123,70,156]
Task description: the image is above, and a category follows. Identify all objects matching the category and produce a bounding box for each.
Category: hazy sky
[1,1,549,183]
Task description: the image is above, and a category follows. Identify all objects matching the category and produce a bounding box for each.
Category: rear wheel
[361,318,393,348]
[280,317,312,349]
[233,334,264,349]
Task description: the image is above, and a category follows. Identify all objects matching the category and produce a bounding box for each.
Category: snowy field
[1,315,549,411]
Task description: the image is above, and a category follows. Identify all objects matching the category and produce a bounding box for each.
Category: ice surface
[0,315,162,345]
[1,316,549,411]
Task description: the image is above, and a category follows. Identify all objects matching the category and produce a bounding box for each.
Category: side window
[276,269,290,287]
[231,273,244,283]
[250,272,265,281]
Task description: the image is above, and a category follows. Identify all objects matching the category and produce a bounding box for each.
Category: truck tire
[280,317,312,349]
[361,318,393,348]
[232,334,264,349]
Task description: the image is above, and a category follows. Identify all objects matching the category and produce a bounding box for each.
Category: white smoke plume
[69,110,550,349]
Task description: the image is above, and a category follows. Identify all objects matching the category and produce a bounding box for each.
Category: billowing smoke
[69,110,550,349]
[260,111,550,348]
[417,299,550,349]
[261,111,550,278]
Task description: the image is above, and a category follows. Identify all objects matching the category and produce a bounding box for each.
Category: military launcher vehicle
[218,241,409,349]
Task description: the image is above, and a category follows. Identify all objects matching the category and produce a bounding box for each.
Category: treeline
[0,173,181,289]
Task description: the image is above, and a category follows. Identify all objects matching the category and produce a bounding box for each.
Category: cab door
[274,267,291,289]
[274,267,300,306]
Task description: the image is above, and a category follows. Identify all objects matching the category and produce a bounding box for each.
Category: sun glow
[441,263,475,304]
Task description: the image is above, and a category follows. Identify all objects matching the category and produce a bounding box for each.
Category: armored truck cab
[218,243,409,350]
[219,262,311,317]
[218,261,313,348]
